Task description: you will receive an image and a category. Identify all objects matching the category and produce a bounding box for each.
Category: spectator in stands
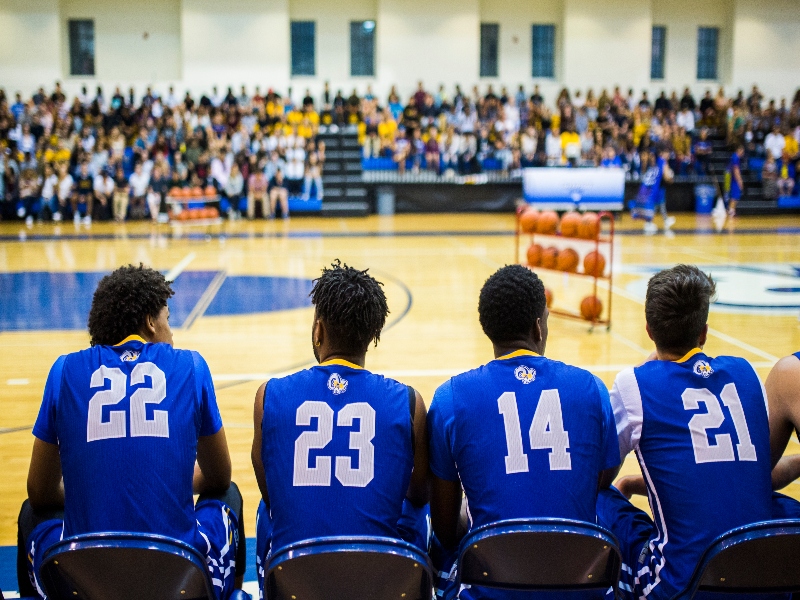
[303,149,323,201]
[268,168,289,219]
[247,166,268,219]
[777,150,796,197]
[223,163,244,217]
[112,165,129,222]
[93,168,114,221]
[128,162,149,220]
[545,126,562,165]
[53,162,74,222]
[73,162,94,225]
[394,127,410,174]
[762,154,779,200]
[694,128,712,175]
[147,165,170,222]
[765,125,786,160]
[18,168,41,227]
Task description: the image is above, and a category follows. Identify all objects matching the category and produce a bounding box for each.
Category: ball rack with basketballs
[166,186,222,227]
[515,207,615,330]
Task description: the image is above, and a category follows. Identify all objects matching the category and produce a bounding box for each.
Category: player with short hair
[598,265,785,600]
[428,264,620,600]
[251,260,429,596]
[18,265,245,600]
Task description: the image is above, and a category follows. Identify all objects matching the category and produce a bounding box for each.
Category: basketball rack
[165,194,223,230]
[515,209,615,331]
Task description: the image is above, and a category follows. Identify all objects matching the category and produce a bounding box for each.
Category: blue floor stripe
[0,538,259,594]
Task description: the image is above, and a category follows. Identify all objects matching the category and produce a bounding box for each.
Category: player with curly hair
[428,264,620,600]
[251,260,429,597]
[18,264,246,600]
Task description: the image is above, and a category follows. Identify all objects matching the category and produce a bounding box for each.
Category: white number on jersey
[498,389,572,474]
[682,383,757,464]
[87,362,170,442]
[293,400,376,487]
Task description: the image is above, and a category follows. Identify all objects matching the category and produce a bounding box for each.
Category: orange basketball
[578,212,601,239]
[193,187,204,197]
[556,248,579,272]
[169,187,180,198]
[526,243,543,267]
[560,212,582,237]
[204,186,217,197]
[536,211,559,235]
[209,207,219,218]
[583,251,606,277]
[541,246,559,269]
[544,288,553,308]
[580,296,603,321]
[519,207,539,233]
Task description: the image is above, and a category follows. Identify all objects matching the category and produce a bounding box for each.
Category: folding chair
[39,532,248,600]
[456,518,622,595]
[265,536,435,600]
[672,519,800,599]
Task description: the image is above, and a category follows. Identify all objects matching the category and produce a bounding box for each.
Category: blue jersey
[728,153,742,195]
[32,336,222,551]
[429,350,619,528]
[260,360,414,553]
[609,350,772,599]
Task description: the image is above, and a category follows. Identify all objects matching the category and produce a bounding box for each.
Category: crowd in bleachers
[1,82,799,225]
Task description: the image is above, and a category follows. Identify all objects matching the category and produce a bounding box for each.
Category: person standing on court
[428,265,620,600]
[251,260,429,596]
[18,265,246,600]
[598,265,784,600]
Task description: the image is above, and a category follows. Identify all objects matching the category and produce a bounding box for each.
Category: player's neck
[656,347,702,362]
[492,341,543,359]
[319,352,366,368]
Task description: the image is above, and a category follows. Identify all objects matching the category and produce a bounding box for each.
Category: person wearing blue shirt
[597,265,796,600]
[17,265,245,600]
[251,260,429,598]
[428,265,620,600]
[727,145,745,217]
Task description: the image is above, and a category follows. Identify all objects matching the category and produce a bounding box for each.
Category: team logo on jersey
[327,373,348,395]
[693,360,714,378]
[119,350,140,362]
[514,365,536,384]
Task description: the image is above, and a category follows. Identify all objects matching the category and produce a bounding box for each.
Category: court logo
[514,365,536,384]
[327,373,348,395]
[693,360,714,378]
[119,350,140,362]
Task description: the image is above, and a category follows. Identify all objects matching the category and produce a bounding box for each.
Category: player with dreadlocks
[251,260,429,596]
[18,264,246,600]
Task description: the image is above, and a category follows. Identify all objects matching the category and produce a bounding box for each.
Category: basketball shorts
[596,486,793,600]
[255,498,431,600]
[25,499,240,600]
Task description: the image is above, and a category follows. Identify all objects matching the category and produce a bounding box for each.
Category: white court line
[165,252,196,282]
[212,361,778,383]
[610,331,651,357]
[6,378,29,385]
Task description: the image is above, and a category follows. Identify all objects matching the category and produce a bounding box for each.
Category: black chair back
[457,518,621,593]
[39,532,216,600]
[266,536,434,600]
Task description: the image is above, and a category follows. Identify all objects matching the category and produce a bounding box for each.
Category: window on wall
[697,27,719,80]
[531,24,555,79]
[68,19,95,76]
[350,21,376,77]
[651,26,666,80]
[291,21,316,76]
[480,23,499,78]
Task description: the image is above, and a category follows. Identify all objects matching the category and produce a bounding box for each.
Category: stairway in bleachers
[317,130,369,216]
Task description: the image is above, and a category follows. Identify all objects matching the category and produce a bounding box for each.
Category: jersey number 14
[498,390,572,473]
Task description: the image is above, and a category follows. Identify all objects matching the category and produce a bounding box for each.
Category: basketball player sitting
[428,265,620,599]
[251,260,429,597]
[598,265,796,600]
[766,351,800,517]
[18,265,246,600]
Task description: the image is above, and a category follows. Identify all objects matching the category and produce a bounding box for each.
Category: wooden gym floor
[1,212,800,551]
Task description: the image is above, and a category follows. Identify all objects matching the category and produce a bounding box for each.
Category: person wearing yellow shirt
[378,109,398,156]
[785,133,799,160]
[560,127,581,165]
